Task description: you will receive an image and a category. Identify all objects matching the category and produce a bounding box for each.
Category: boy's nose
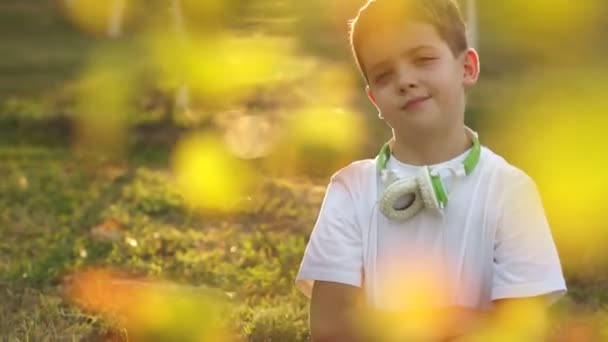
[396,70,417,94]
[397,81,417,95]
[398,83,416,93]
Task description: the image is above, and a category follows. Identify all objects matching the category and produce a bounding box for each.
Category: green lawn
[0,140,315,340]
[0,2,311,340]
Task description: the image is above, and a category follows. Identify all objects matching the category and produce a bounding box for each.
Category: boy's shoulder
[482,147,535,185]
[481,147,540,203]
[329,158,377,186]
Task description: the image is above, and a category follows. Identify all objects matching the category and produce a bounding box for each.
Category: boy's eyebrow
[401,44,438,57]
[368,45,438,75]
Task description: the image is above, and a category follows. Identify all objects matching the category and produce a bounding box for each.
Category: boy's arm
[310,281,546,342]
[298,173,366,341]
[443,296,548,340]
[443,296,549,341]
[492,172,566,304]
[310,281,363,342]
[363,296,548,341]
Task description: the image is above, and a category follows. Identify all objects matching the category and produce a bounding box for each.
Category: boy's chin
[391,111,443,133]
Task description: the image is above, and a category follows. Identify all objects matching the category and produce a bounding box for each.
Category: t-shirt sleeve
[296,176,363,298]
[492,173,567,305]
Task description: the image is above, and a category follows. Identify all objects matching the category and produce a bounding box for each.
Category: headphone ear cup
[379,177,424,221]
[418,166,441,210]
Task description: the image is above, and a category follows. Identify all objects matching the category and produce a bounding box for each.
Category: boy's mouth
[402,95,432,111]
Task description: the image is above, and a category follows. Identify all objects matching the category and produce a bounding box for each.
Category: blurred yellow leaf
[488,71,608,261]
[66,268,230,341]
[172,133,253,212]
[147,33,289,105]
[289,106,364,151]
[264,106,366,176]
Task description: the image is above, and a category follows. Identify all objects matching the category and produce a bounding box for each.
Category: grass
[0,4,317,337]
[2,125,607,340]
[0,134,318,340]
[0,1,93,99]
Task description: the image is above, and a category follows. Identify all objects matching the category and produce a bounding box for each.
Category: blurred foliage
[0,142,318,340]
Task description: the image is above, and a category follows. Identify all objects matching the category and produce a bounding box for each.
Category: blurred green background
[1,0,607,340]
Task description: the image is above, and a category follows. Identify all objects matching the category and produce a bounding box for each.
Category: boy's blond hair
[349,0,468,82]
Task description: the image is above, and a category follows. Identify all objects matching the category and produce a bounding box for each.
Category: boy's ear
[366,85,377,105]
[462,48,480,87]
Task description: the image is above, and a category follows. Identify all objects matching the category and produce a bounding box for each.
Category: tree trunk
[466,0,478,49]
[108,0,125,37]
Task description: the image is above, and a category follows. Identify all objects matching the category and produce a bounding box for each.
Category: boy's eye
[375,71,391,83]
[416,56,437,64]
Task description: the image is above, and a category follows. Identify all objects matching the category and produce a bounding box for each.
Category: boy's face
[361,21,479,136]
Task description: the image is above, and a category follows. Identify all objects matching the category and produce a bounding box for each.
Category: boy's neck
[390,125,471,166]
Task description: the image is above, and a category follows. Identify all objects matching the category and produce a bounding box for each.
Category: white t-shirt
[296,146,567,310]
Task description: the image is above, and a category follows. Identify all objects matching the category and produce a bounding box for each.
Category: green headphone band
[377,141,392,174]
[376,128,481,174]
[431,173,449,206]
[462,130,481,175]
[376,128,481,209]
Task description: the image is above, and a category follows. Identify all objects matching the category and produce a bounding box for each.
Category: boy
[296,0,567,340]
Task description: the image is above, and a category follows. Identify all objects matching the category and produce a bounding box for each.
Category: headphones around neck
[376,127,481,221]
